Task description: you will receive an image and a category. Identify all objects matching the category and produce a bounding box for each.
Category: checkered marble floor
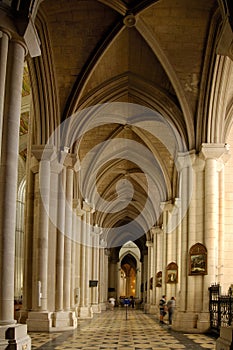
[29,308,217,350]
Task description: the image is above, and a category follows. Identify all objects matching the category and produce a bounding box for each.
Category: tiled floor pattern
[29,308,217,349]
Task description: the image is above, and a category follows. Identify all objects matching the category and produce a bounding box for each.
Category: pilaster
[78,202,93,319]
[145,240,152,313]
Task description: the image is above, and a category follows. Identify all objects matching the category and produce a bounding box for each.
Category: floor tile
[29,308,217,349]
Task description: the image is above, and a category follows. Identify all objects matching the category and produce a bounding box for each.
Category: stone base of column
[0,323,31,350]
[92,304,101,313]
[15,310,28,325]
[78,306,93,319]
[196,312,210,333]
[27,311,52,332]
[99,302,107,311]
[52,311,77,331]
[216,327,233,350]
[148,305,158,315]
[172,311,210,333]
[144,303,150,314]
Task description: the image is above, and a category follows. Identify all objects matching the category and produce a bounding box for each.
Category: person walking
[159,295,167,324]
[167,296,176,325]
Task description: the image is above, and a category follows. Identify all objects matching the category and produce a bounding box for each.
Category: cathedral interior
[0,0,233,349]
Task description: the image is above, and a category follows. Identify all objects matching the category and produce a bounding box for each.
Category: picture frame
[189,243,207,275]
[166,262,178,284]
[156,271,162,287]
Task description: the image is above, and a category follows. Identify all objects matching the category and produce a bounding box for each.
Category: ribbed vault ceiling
[33,0,228,249]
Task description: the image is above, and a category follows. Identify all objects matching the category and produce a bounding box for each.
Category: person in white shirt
[109,297,115,311]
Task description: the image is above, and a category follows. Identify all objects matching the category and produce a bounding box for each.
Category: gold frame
[189,243,207,275]
[166,262,178,284]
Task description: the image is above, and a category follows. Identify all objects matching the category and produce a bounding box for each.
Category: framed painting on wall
[189,243,207,275]
[166,262,178,284]
[156,271,162,287]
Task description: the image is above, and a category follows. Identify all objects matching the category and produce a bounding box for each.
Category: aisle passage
[30,308,217,350]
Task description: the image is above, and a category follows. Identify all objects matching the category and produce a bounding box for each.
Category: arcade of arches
[0,0,233,349]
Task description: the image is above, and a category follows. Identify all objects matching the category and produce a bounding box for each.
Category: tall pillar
[149,228,158,314]
[55,168,66,312]
[0,30,9,160]
[161,202,172,297]
[145,240,152,312]
[78,202,93,318]
[75,206,83,306]
[26,145,55,332]
[91,227,100,313]
[63,167,73,311]
[152,227,163,307]
[0,33,31,349]
[143,251,148,305]
[198,143,229,332]
[22,156,38,324]
[99,239,107,310]
[0,38,26,325]
[172,151,197,332]
[53,152,77,330]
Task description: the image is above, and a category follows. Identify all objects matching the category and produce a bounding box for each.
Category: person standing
[109,297,115,311]
[159,295,167,324]
[167,296,176,325]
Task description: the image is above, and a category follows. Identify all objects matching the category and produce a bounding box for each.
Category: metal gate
[209,284,233,333]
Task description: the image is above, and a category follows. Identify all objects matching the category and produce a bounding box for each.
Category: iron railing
[209,284,233,333]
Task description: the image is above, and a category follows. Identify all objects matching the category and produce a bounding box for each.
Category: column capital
[50,159,64,174]
[76,207,85,216]
[200,143,230,162]
[176,150,196,171]
[64,153,76,168]
[174,197,181,208]
[82,200,95,213]
[0,4,40,57]
[146,240,152,248]
[31,144,56,162]
[150,226,163,235]
[160,201,173,212]
[193,156,205,172]
[0,28,11,40]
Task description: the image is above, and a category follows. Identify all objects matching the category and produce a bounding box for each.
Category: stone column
[78,202,93,318]
[160,202,170,297]
[172,152,194,332]
[70,204,77,310]
[27,145,55,332]
[0,33,31,349]
[0,30,9,160]
[143,252,148,305]
[74,206,83,311]
[175,153,192,312]
[152,227,163,306]
[79,211,86,309]
[63,166,73,311]
[0,37,26,325]
[23,157,38,321]
[186,157,204,315]
[149,228,157,313]
[145,240,152,312]
[91,227,100,313]
[55,168,66,312]
[218,167,224,286]
[61,159,77,328]
[199,144,229,324]
[99,239,107,310]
